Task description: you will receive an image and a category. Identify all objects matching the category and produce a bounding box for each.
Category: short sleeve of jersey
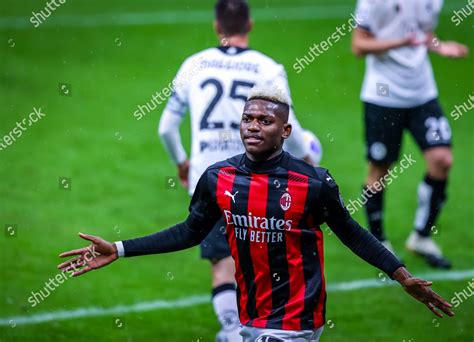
[187,169,221,229]
[423,0,444,32]
[354,0,374,32]
[355,0,392,34]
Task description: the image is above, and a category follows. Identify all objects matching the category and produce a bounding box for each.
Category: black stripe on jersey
[299,177,324,330]
[264,171,290,329]
[230,172,259,323]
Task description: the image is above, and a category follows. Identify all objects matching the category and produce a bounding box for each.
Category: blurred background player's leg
[212,258,239,342]
[406,99,453,269]
[201,220,241,342]
[363,102,405,253]
[365,162,391,247]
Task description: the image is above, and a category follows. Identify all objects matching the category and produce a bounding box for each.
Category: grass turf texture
[0,0,473,340]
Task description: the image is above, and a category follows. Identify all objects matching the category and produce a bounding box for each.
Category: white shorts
[240,325,324,342]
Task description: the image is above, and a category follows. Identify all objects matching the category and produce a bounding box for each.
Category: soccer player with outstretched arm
[59,85,454,341]
[157,1,317,339]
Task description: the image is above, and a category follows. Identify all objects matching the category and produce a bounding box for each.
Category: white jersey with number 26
[159,46,307,195]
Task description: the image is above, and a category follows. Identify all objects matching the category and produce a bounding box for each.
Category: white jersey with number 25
[159,46,307,195]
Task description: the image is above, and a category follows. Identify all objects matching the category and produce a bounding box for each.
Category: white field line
[1,268,473,327]
[0,2,464,30]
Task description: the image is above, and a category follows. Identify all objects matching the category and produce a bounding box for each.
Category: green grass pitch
[0,0,473,341]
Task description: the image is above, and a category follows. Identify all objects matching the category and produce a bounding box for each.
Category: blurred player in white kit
[352,0,468,268]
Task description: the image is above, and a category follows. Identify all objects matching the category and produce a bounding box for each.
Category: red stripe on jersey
[247,173,272,328]
[281,171,309,330]
[216,167,250,324]
[313,229,326,328]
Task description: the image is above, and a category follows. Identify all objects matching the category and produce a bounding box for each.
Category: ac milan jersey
[120,151,402,331]
[190,151,336,330]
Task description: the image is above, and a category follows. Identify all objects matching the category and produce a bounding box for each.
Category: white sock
[212,284,240,333]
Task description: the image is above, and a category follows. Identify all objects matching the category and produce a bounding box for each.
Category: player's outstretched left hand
[58,233,118,277]
[392,267,454,318]
[401,277,454,318]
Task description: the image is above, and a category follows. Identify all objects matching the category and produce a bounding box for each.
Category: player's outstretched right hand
[58,233,118,277]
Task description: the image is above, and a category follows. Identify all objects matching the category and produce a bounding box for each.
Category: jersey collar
[242,151,286,173]
[217,45,250,55]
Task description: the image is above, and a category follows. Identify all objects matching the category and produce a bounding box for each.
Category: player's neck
[245,148,283,163]
[219,35,249,48]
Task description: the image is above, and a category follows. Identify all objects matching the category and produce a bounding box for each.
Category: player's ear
[214,20,222,35]
[247,18,253,33]
[282,123,292,140]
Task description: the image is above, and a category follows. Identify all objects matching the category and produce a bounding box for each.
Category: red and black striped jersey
[186,151,398,331]
[122,151,402,331]
[208,152,326,330]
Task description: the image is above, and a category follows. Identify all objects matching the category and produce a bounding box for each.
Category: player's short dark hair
[215,0,250,36]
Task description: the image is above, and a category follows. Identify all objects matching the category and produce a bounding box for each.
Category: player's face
[241,99,291,160]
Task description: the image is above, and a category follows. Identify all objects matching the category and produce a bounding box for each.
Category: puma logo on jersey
[224,190,238,203]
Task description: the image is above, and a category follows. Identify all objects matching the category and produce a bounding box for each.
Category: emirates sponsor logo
[223,210,292,231]
[280,192,292,211]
